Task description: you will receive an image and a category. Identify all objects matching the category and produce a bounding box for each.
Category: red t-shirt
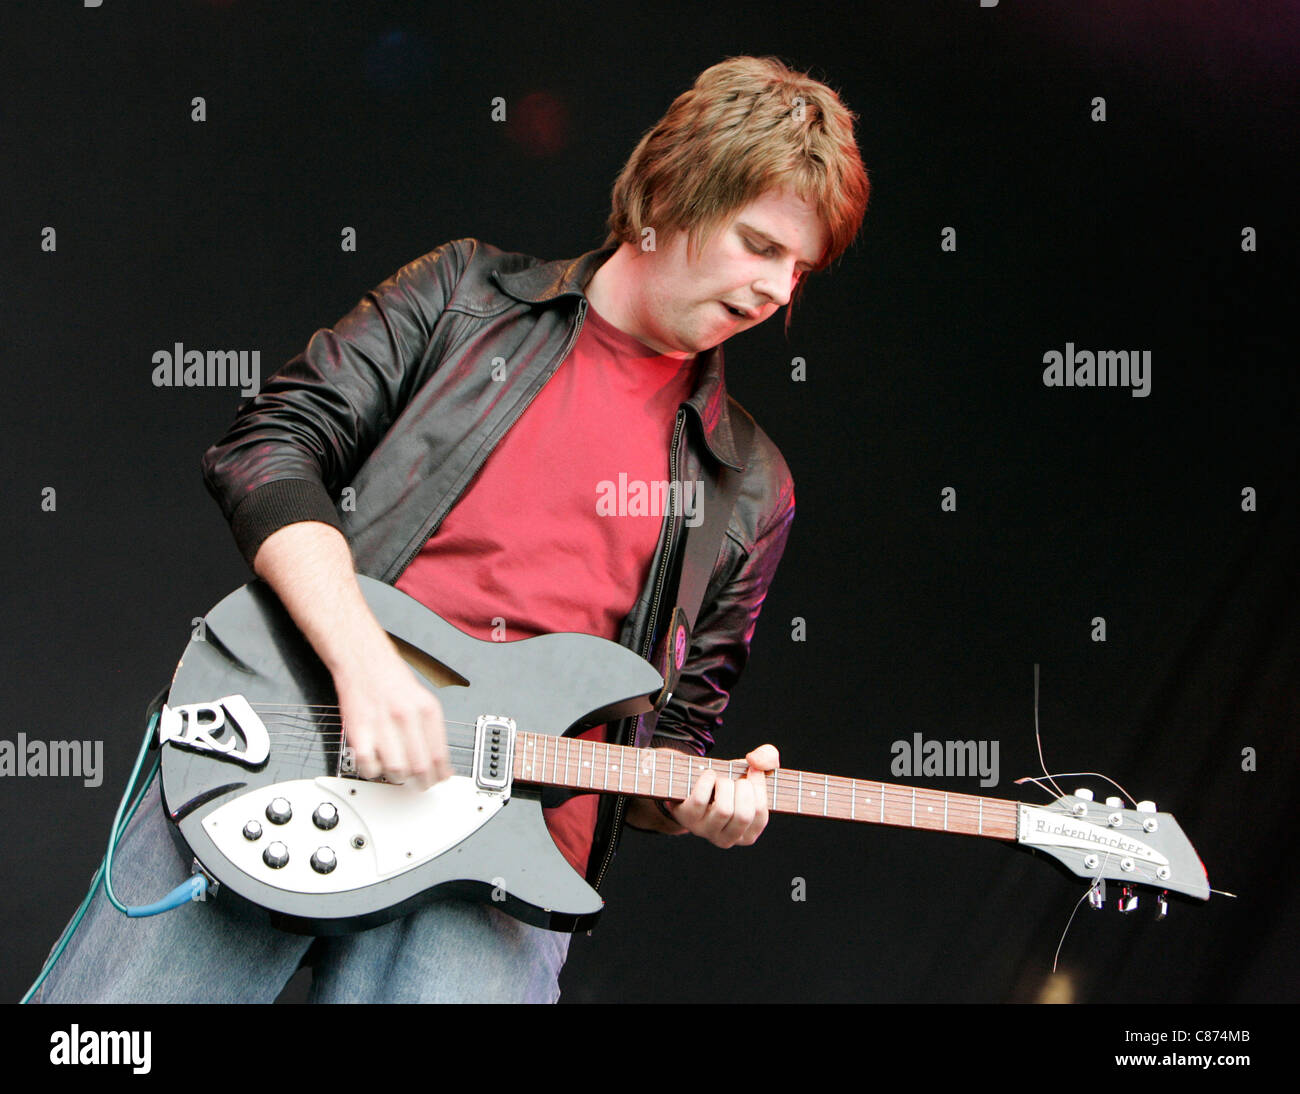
[395,304,697,873]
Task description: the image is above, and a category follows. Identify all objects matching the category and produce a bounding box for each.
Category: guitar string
[246,704,1100,815]
[201,745,1017,829]
[189,702,1019,824]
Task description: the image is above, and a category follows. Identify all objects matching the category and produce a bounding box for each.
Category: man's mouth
[721,302,755,320]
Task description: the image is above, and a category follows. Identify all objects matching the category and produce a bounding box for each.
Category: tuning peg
[1105,796,1123,808]
[1136,800,1157,812]
[1073,788,1094,801]
[1088,880,1106,910]
[1118,886,1139,914]
[1155,891,1168,920]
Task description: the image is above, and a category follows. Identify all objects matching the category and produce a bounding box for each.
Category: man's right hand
[333,644,452,789]
[250,520,454,790]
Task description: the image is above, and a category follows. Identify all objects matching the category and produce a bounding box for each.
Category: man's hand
[251,520,453,789]
[332,644,452,790]
[644,744,779,848]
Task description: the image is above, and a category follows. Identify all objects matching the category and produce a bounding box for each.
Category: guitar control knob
[1118,886,1139,913]
[266,798,293,825]
[1073,788,1094,801]
[262,841,289,869]
[1105,796,1123,808]
[310,847,337,874]
[313,803,339,830]
[242,820,263,841]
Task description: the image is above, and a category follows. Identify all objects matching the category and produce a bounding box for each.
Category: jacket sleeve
[200,239,471,568]
[648,459,795,758]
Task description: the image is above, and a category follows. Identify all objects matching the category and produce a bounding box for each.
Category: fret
[944,793,949,831]
[668,749,675,802]
[850,779,855,820]
[879,783,885,823]
[772,768,779,811]
[911,788,916,828]
[603,741,609,792]
[823,774,829,817]
[797,769,803,814]
[978,798,983,835]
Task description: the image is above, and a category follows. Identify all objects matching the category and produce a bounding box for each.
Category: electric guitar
[157,576,1211,935]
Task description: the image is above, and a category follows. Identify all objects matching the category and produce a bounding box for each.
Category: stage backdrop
[2,0,1295,1004]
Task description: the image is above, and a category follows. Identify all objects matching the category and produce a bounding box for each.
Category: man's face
[628,186,830,358]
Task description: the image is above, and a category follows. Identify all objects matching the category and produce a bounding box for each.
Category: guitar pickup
[473,715,515,794]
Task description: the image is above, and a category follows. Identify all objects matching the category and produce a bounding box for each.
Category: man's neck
[584,244,696,361]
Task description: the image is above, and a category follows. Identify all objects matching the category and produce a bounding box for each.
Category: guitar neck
[513,732,1019,841]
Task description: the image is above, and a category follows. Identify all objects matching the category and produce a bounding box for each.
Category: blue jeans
[33,776,571,1003]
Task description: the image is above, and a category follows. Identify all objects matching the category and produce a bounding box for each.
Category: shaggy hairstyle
[604,55,870,308]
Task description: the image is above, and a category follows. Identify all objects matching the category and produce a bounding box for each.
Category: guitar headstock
[1017,790,1210,905]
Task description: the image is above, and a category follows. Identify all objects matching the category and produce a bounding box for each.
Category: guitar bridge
[473,715,515,794]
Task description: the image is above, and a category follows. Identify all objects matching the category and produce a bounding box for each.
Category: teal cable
[20,709,173,1003]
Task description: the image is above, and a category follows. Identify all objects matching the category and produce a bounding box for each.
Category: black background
[2,0,1295,1005]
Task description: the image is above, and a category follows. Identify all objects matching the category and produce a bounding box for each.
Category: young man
[34,55,869,1003]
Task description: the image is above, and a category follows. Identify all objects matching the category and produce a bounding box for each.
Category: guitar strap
[644,403,756,721]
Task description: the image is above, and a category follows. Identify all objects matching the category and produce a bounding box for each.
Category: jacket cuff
[229,479,344,569]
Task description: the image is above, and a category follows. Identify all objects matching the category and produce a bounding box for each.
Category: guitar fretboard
[513,732,1019,840]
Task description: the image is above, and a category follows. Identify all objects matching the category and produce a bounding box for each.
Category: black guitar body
[158,576,663,935]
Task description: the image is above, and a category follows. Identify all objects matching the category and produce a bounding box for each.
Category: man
[33,55,869,1003]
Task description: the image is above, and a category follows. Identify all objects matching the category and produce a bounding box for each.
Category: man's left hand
[661,744,780,848]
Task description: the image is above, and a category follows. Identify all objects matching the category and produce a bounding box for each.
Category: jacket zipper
[592,407,686,893]
[389,297,591,581]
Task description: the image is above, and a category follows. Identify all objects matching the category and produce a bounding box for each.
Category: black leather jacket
[201,238,795,890]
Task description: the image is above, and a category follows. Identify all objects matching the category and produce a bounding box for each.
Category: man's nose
[754,267,797,308]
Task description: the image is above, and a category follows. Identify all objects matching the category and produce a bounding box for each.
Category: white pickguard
[202,776,507,895]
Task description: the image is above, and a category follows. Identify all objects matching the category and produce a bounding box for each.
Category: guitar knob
[1073,788,1094,801]
[310,847,337,874]
[1105,796,1123,808]
[242,820,263,841]
[262,841,289,869]
[1118,886,1139,913]
[313,802,339,830]
[1155,891,1169,920]
[266,797,293,825]
[1136,800,1157,812]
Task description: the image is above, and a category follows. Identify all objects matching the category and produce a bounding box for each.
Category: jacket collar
[493,246,744,470]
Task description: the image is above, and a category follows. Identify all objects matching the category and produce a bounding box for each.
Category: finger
[745,744,780,771]
[671,768,717,828]
[743,766,769,840]
[375,728,410,784]
[719,777,757,845]
[430,704,453,783]
[701,773,736,844]
[397,708,435,789]
[353,740,382,780]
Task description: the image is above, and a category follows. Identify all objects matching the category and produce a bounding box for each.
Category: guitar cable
[20,702,209,1004]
